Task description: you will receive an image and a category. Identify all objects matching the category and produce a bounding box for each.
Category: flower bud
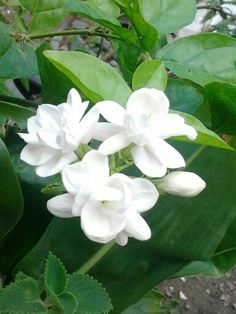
[158,171,206,197]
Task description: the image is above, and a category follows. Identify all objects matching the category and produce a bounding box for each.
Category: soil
[158,268,236,313]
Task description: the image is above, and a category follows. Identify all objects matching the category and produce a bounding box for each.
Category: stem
[77,241,115,274]
[28,29,121,41]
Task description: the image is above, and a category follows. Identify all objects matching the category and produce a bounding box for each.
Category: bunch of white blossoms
[19,87,206,246]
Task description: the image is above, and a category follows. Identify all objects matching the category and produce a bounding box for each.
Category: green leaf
[0,22,38,79]
[88,0,120,18]
[65,0,136,43]
[132,60,167,91]
[48,291,78,314]
[166,79,204,114]
[45,252,67,296]
[117,0,158,51]
[67,273,113,314]
[122,290,179,314]
[0,278,46,313]
[0,101,34,133]
[138,0,196,35]
[19,0,67,33]
[157,33,236,86]
[171,110,233,151]
[205,82,236,135]
[44,50,132,105]
[0,137,23,244]
[112,41,143,86]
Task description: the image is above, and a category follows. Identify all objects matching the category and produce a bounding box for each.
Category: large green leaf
[0,137,23,245]
[138,0,196,35]
[172,111,233,151]
[14,145,236,312]
[88,0,120,18]
[205,82,236,135]
[44,50,132,105]
[65,0,136,43]
[157,33,236,86]
[0,101,34,132]
[19,0,67,33]
[0,22,38,79]
[166,79,204,114]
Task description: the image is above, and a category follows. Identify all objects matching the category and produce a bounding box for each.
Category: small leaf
[45,252,67,296]
[0,278,46,313]
[41,174,66,196]
[67,273,113,314]
[132,60,167,91]
[48,291,77,314]
[171,110,233,151]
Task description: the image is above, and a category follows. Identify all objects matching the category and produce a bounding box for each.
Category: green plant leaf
[44,50,132,105]
[45,252,68,296]
[0,137,23,245]
[132,60,167,91]
[171,110,233,151]
[117,0,158,51]
[0,101,34,133]
[41,175,65,196]
[48,291,78,314]
[157,33,236,86]
[205,82,236,135]
[166,79,204,114]
[19,0,67,33]
[67,273,113,314]
[0,22,38,79]
[138,0,196,35]
[65,0,136,43]
[0,278,46,313]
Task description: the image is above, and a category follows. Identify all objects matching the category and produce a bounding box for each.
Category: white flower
[47,150,158,245]
[94,88,197,178]
[18,89,98,177]
[158,171,206,197]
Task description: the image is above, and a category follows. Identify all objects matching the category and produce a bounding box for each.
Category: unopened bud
[158,171,206,197]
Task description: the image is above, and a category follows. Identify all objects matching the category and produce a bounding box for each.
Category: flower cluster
[19,88,206,245]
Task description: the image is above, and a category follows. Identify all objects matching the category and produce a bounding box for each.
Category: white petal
[95,100,125,126]
[47,193,74,218]
[91,186,123,202]
[81,200,125,243]
[72,188,90,216]
[99,132,130,155]
[37,129,60,149]
[78,107,99,144]
[154,113,197,140]
[37,104,61,131]
[62,151,109,194]
[115,231,128,246]
[131,145,167,177]
[125,211,151,241]
[20,144,58,166]
[27,116,40,133]
[36,152,77,177]
[148,138,185,170]
[67,88,82,106]
[18,132,39,144]
[93,122,123,141]
[130,178,159,212]
[127,88,169,117]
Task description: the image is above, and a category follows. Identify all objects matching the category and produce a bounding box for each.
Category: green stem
[77,241,115,274]
[28,29,121,41]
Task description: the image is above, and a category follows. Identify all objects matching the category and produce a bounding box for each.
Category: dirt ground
[158,268,236,313]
